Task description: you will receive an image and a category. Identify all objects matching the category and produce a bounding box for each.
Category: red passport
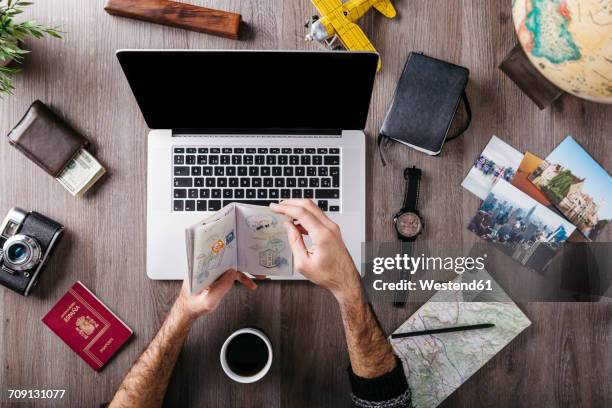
[42,281,133,371]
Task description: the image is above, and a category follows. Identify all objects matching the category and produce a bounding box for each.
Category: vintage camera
[0,208,64,296]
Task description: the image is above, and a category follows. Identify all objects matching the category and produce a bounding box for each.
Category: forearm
[336,275,396,378]
[109,301,194,408]
[336,273,412,407]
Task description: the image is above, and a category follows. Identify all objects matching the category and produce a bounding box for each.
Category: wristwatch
[393,166,424,242]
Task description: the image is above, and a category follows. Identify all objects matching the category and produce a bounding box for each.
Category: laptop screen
[116,50,378,132]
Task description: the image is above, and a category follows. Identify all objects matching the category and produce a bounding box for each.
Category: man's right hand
[270,200,362,302]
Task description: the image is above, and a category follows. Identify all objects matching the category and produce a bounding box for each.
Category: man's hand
[176,269,258,322]
[270,200,361,302]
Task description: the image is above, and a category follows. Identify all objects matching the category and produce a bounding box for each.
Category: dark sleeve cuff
[347,355,409,403]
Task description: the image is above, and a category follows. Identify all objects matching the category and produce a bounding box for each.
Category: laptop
[116,50,378,280]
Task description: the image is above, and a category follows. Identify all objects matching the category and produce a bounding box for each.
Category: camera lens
[2,235,41,271]
[7,243,29,263]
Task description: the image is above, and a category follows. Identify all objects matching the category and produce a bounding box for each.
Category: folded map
[186,203,293,294]
[390,269,531,408]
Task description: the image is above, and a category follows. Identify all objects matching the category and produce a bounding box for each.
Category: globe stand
[499,44,564,110]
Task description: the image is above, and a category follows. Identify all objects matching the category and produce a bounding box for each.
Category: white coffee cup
[220,328,273,383]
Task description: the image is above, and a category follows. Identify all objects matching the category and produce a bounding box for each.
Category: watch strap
[403,167,421,211]
[393,241,414,307]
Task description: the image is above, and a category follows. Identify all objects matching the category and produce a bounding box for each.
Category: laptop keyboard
[172,147,341,212]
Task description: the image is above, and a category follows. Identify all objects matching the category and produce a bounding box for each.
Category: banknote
[56,148,106,197]
[185,203,293,294]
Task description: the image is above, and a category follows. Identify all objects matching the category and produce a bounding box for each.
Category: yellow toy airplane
[305,0,397,71]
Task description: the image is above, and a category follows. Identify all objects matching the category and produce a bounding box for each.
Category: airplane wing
[372,0,397,18]
[311,0,342,16]
[329,13,381,69]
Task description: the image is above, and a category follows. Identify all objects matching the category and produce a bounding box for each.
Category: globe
[512,0,612,104]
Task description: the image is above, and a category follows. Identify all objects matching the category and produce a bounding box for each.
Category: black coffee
[226,333,269,376]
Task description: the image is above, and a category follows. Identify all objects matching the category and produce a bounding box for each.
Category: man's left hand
[176,270,257,321]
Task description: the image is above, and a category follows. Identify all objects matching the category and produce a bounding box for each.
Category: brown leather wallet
[7,101,88,177]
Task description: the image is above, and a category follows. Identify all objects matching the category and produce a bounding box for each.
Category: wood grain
[0,1,610,407]
[104,0,241,39]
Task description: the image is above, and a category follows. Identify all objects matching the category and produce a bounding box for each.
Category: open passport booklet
[186,203,293,294]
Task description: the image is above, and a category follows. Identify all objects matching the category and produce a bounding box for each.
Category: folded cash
[186,203,293,294]
[56,148,106,197]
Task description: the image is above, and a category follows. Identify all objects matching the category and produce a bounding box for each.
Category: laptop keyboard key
[197,155,207,164]
[249,167,259,176]
[191,167,202,176]
[292,189,302,198]
[246,189,256,198]
[275,178,285,187]
[174,156,184,165]
[287,178,297,187]
[197,200,206,211]
[238,166,247,176]
[307,167,316,176]
[229,178,238,187]
[261,166,271,176]
[221,156,230,165]
[313,156,322,165]
[206,178,215,187]
[174,148,185,153]
[316,189,340,199]
[174,189,186,198]
[252,178,262,187]
[272,167,282,176]
[212,189,221,198]
[232,155,242,165]
[215,167,225,176]
[174,200,184,211]
[309,178,319,188]
[235,189,245,198]
[296,167,305,176]
[203,166,213,176]
[217,178,227,187]
[200,189,210,198]
[298,179,307,187]
[324,156,340,165]
[186,155,196,165]
[240,178,250,187]
[174,166,189,176]
[304,189,314,198]
[208,200,221,211]
[209,155,219,165]
[188,189,198,198]
[281,189,290,199]
[223,189,233,198]
[318,200,328,211]
[258,189,268,199]
[185,200,195,211]
[174,178,192,187]
[270,189,279,199]
[329,205,340,212]
[264,178,273,187]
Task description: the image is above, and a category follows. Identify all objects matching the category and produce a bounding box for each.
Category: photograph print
[468,179,576,271]
[462,135,524,199]
[528,136,612,240]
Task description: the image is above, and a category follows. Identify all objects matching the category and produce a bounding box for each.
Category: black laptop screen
[116,50,378,131]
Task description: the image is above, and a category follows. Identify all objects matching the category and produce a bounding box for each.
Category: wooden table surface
[1,1,610,407]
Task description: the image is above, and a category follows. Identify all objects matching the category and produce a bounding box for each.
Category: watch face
[396,212,423,238]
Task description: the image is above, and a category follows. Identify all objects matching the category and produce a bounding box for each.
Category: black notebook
[379,53,470,156]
